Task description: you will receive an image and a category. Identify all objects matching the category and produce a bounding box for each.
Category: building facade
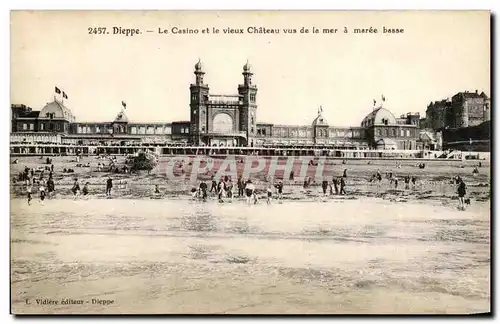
[426,90,490,131]
[189,60,257,147]
[11,60,431,153]
[423,90,491,152]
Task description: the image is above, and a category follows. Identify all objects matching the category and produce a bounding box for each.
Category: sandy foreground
[11,195,490,314]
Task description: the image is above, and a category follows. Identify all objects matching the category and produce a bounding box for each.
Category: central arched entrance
[212,113,233,133]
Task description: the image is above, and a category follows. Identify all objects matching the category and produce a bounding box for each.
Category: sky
[10,10,490,126]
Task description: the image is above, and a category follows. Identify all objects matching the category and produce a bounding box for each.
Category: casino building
[11,60,430,156]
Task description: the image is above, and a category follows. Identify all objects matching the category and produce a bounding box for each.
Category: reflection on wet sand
[11,198,490,314]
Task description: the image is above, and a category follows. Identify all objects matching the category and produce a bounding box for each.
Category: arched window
[213,113,234,133]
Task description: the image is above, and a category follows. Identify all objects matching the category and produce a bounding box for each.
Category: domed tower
[238,60,258,147]
[190,59,210,145]
[312,106,329,144]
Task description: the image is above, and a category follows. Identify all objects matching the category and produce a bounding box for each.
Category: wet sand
[11,197,490,314]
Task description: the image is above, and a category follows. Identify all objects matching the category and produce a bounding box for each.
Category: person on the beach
[210,176,217,194]
[39,183,46,202]
[191,187,198,199]
[46,177,55,198]
[332,177,339,195]
[50,164,54,172]
[217,179,224,203]
[72,178,81,196]
[253,190,258,205]
[457,178,467,211]
[322,179,329,196]
[340,177,346,195]
[154,184,160,194]
[106,177,113,196]
[411,176,417,189]
[26,185,32,205]
[274,180,283,200]
[245,180,255,205]
[394,177,399,189]
[343,169,348,178]
[404,176,410,189]
[226,179,233,201]
[237,177,244,197]
[376,170,382,182]
[199,181,208,201]
[82,182,89,196]
[266,185,273,205]
[369,174,376,183]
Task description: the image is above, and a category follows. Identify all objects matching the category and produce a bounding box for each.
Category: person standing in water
[106,177,113,196]
[457,178,467,210]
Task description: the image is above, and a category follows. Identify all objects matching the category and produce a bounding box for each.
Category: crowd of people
[185,175,285,205]
[16,157,55,205]
[14,155,478,211]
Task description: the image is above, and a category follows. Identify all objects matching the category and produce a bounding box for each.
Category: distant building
[361,107,419,150]
[423,90,491,152]
[426,90,490,131]
[10,61,430,154]
[425,99,451,131]
[450,90,490,128]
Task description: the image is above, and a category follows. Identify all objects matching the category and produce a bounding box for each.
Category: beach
[10,155,491,314]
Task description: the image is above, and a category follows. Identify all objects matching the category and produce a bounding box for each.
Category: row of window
[75,126,173,135]
[21,123,62,131]
[265,128,362,138]
[376,128,412,137]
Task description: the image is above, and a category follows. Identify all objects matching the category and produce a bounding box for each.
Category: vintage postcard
[10,10,491,315]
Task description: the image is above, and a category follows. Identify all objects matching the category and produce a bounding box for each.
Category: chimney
[475,89,478,94]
